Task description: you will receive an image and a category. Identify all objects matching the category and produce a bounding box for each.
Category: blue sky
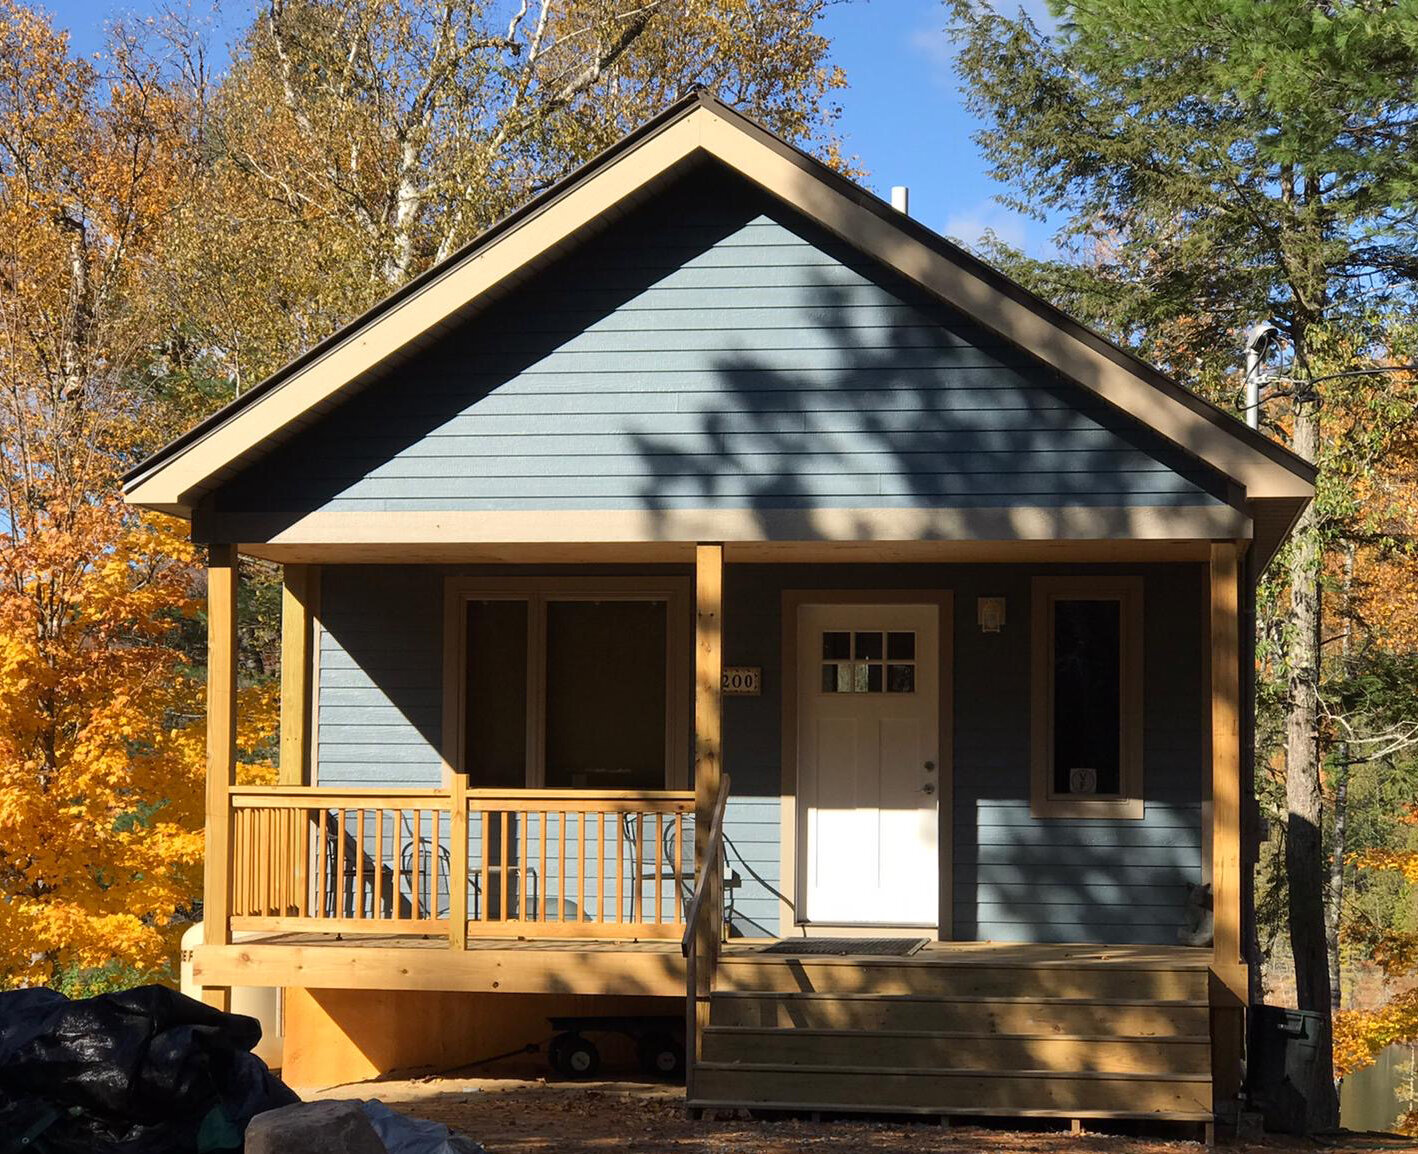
[47,0,1061,256]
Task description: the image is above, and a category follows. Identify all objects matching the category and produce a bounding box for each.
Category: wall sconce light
[977,597,1006,633]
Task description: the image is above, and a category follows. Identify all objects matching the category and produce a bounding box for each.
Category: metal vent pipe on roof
[891,186,910,216]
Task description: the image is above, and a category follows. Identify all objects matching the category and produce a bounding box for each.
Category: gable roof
[124,92,1313,562]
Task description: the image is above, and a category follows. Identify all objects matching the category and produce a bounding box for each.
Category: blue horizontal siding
[723,796,781,938]
[211,166,1232,521]
[315,566,444,788]
[312,559,1206,947]
[722,561,1207,946]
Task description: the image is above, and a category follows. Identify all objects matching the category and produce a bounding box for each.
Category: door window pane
[887,632,915,660]
[465,600,528,788]
[822,628,917,694]
[854,631,883,660]
[887,664,915,693]
[1052,599,1122,796]
[545,600,667,790]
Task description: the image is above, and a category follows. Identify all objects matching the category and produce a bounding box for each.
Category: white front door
[797,602,940,927]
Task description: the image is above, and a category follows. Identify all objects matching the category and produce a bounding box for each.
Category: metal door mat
[759,938,929,957]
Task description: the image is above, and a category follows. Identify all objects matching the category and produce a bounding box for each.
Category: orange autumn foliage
[0,3,276,985]
[1336,807,1418,1109]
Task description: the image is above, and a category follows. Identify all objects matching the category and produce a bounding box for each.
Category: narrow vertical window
[1031,578,1143,818]
[464,599,529,789]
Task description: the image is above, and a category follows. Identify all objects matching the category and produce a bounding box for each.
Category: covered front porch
[193,538,1248,1122]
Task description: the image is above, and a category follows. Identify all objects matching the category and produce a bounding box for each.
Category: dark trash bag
[0,984,297,1154]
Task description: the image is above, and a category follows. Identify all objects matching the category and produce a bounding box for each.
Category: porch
[191,541,1248,1122]
[194,930,1214,1126]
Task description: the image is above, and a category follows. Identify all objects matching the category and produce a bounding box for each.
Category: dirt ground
[306,1074,1417,1154]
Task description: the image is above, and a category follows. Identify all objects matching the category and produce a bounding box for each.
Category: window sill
[1030,796,1145,820]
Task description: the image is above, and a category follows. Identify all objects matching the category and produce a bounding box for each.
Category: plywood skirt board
[281,987,679,1089]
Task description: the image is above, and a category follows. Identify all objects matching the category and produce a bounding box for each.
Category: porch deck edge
[192,941,686,996]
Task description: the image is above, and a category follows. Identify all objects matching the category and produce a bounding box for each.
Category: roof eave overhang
[125,94,1314,545]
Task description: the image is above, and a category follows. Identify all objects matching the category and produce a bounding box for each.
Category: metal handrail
[681,776,731,958]
[682,774,730,1106]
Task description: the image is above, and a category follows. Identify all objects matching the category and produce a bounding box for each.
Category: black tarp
[0,985,297,1153]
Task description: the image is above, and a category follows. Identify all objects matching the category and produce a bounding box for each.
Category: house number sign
[722,667,762,696]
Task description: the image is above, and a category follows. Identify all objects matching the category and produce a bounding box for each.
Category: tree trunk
[1327,546,1355,1014]
[1284,391,1339,1130]
[1328,770,1347,1011]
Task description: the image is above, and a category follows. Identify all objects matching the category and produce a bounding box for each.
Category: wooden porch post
[203,544,238,1011]
[1210,541,1245,1103]
[694,544,724,1053]
[278,564,319,785]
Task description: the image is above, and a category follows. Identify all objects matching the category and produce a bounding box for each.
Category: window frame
[441,576,692,791]
[1030,576,1144,820]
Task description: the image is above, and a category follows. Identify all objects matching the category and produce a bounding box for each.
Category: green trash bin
[1246,1004,1329,1134]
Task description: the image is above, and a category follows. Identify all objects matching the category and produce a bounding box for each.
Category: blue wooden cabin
[125,94,1313,1128]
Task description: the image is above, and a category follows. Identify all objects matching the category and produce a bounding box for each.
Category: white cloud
[908,1,1058,89]
[908,23,954,85]
[941,199,1031,252]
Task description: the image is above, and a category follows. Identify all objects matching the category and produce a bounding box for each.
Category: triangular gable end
[198,165,1244,551]
[124,93,1312,564]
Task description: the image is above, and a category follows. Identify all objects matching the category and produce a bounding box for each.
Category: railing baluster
[614,813,624,925]
[276,810,286,916]
[499,810,509,921]
[391,808,403,922]
[595,812,605,925]
[374,806,385,919]
[298,806,310,918]
[259,808,272,916]
[480,807,491,923]
[538,810,548,923]
[636,813,646,922]
[430,808,441,922]
[556,811,566,923]
[231,811,243,916]
[655,812,664,924]
[316,807,328,918]
[411,809,422,920]
[673,811,685,925]
[577,813,586,925]
[355,809,366,920]
[523,810,532,920]
[335,808,347,920]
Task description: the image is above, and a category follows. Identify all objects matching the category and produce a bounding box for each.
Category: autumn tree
[0,2,277,987]
[947,0,1418,1127]
[164,0,849,388]
[1,0,851,987]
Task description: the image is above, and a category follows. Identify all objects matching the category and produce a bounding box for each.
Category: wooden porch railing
[468,790,695,938]
[226,786,695,941]
[229,787,452,934]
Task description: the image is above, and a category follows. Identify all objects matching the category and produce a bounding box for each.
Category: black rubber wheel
[547,1031,576,1075]
[637,1031,684,1078]
[561,1034,600,1078]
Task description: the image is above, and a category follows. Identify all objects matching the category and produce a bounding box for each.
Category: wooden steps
[690,949,1213,1125]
